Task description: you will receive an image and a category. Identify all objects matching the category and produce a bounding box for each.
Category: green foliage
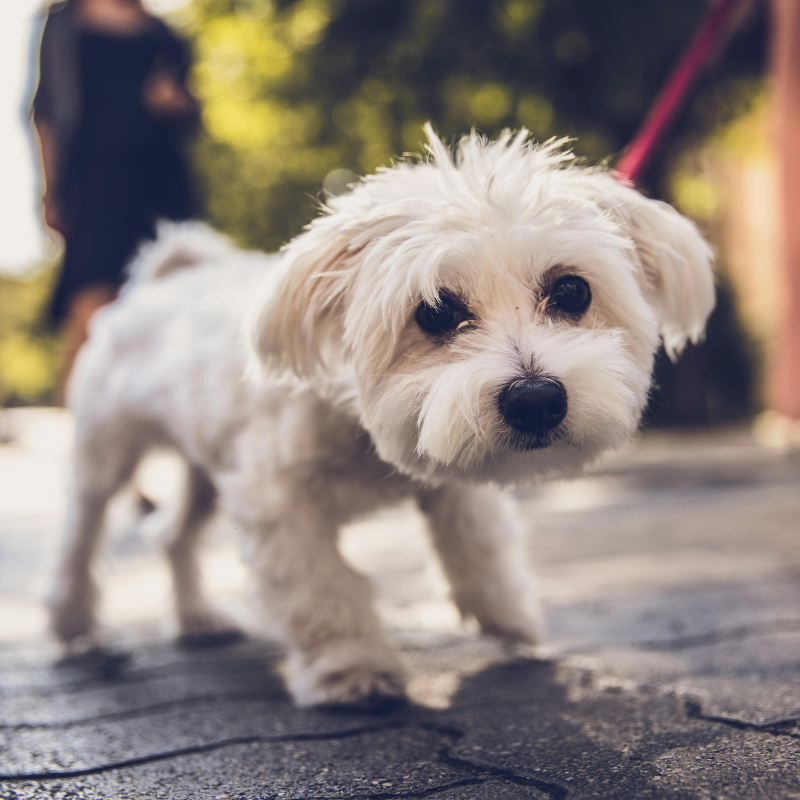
[182,0,765,426]
[186,0,766,252]
[0,0,766,410]
[0,264,60,406]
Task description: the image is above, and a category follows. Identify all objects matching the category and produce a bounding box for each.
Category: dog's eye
[550,276,591,314]
[415,294,470,335]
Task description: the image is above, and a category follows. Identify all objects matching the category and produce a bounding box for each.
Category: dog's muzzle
[499,378,567,437]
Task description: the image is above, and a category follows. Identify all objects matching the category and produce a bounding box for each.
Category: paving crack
[0,721,407,782]
[0,716,567,799]
[280,776,494,800]
[684,697,800,739]
[0,656,276,698]
[423,721,568,800]
[274,720,564,800]
[0,690,288,731]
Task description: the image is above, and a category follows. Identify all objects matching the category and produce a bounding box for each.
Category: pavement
[0,407,799,799]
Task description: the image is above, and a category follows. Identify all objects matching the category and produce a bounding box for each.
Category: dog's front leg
[418,482,544,645]
[246,502,405,707]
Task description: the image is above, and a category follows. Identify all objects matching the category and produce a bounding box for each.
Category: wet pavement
[1,408,799,799]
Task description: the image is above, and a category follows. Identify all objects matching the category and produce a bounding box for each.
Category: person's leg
[60,283,118,405]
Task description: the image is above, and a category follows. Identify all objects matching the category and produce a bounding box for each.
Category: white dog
[50,127,714,707]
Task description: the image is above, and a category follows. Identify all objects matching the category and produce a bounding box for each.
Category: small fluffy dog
[51,128,714,707]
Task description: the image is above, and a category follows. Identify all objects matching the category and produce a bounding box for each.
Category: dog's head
[249,127,714,484]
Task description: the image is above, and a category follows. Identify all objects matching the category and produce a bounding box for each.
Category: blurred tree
[187,0,767,425]
[0,265,59,406]
[3,0,767,415]
[188,0,767,251]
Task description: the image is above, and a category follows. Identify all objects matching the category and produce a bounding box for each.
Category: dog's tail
[127,221,238,283]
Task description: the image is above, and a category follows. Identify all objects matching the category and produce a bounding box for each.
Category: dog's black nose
[499,379,567,436]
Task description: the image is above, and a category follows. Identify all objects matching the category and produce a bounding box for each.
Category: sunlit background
[0,0,777,424]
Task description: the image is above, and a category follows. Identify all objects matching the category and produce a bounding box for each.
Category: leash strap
[615,0,749,184]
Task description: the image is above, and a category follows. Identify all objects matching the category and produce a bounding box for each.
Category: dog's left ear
[250,173,420,380]
[594,175,716,359]
[248,224,360,380]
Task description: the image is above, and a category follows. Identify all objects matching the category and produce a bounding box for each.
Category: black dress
[45,24,196,324]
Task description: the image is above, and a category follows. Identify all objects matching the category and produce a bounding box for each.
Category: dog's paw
[178,606,245,648]
[49,582,97,645]
[286,639,406,709]
[476,600,546,646]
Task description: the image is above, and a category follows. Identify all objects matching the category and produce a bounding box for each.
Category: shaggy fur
[50,127,715,707]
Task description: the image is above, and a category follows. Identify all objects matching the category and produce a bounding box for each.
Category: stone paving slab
[1,410,800,798]
[2,642,799,799]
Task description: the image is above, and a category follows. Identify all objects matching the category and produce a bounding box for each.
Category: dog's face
[250,128,714,484]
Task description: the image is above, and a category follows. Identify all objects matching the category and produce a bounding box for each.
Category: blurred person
[31,0,199,399]
[770,0,800,442]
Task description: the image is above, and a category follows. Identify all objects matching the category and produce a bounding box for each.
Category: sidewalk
[1,408,799,799]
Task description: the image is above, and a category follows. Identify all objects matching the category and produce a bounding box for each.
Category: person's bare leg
[60,284,118,406]
[772,0,800,420]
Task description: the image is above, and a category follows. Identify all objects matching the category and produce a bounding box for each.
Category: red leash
[615,0,749,184]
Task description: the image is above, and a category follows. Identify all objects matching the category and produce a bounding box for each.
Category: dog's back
[69,224,280,462]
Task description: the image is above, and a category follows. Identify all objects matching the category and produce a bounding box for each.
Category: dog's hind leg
[418,482,544,645]
[165,465,243,646]
[50,417,146,648]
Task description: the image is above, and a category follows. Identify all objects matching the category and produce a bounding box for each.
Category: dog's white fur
[50,128,714,707]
